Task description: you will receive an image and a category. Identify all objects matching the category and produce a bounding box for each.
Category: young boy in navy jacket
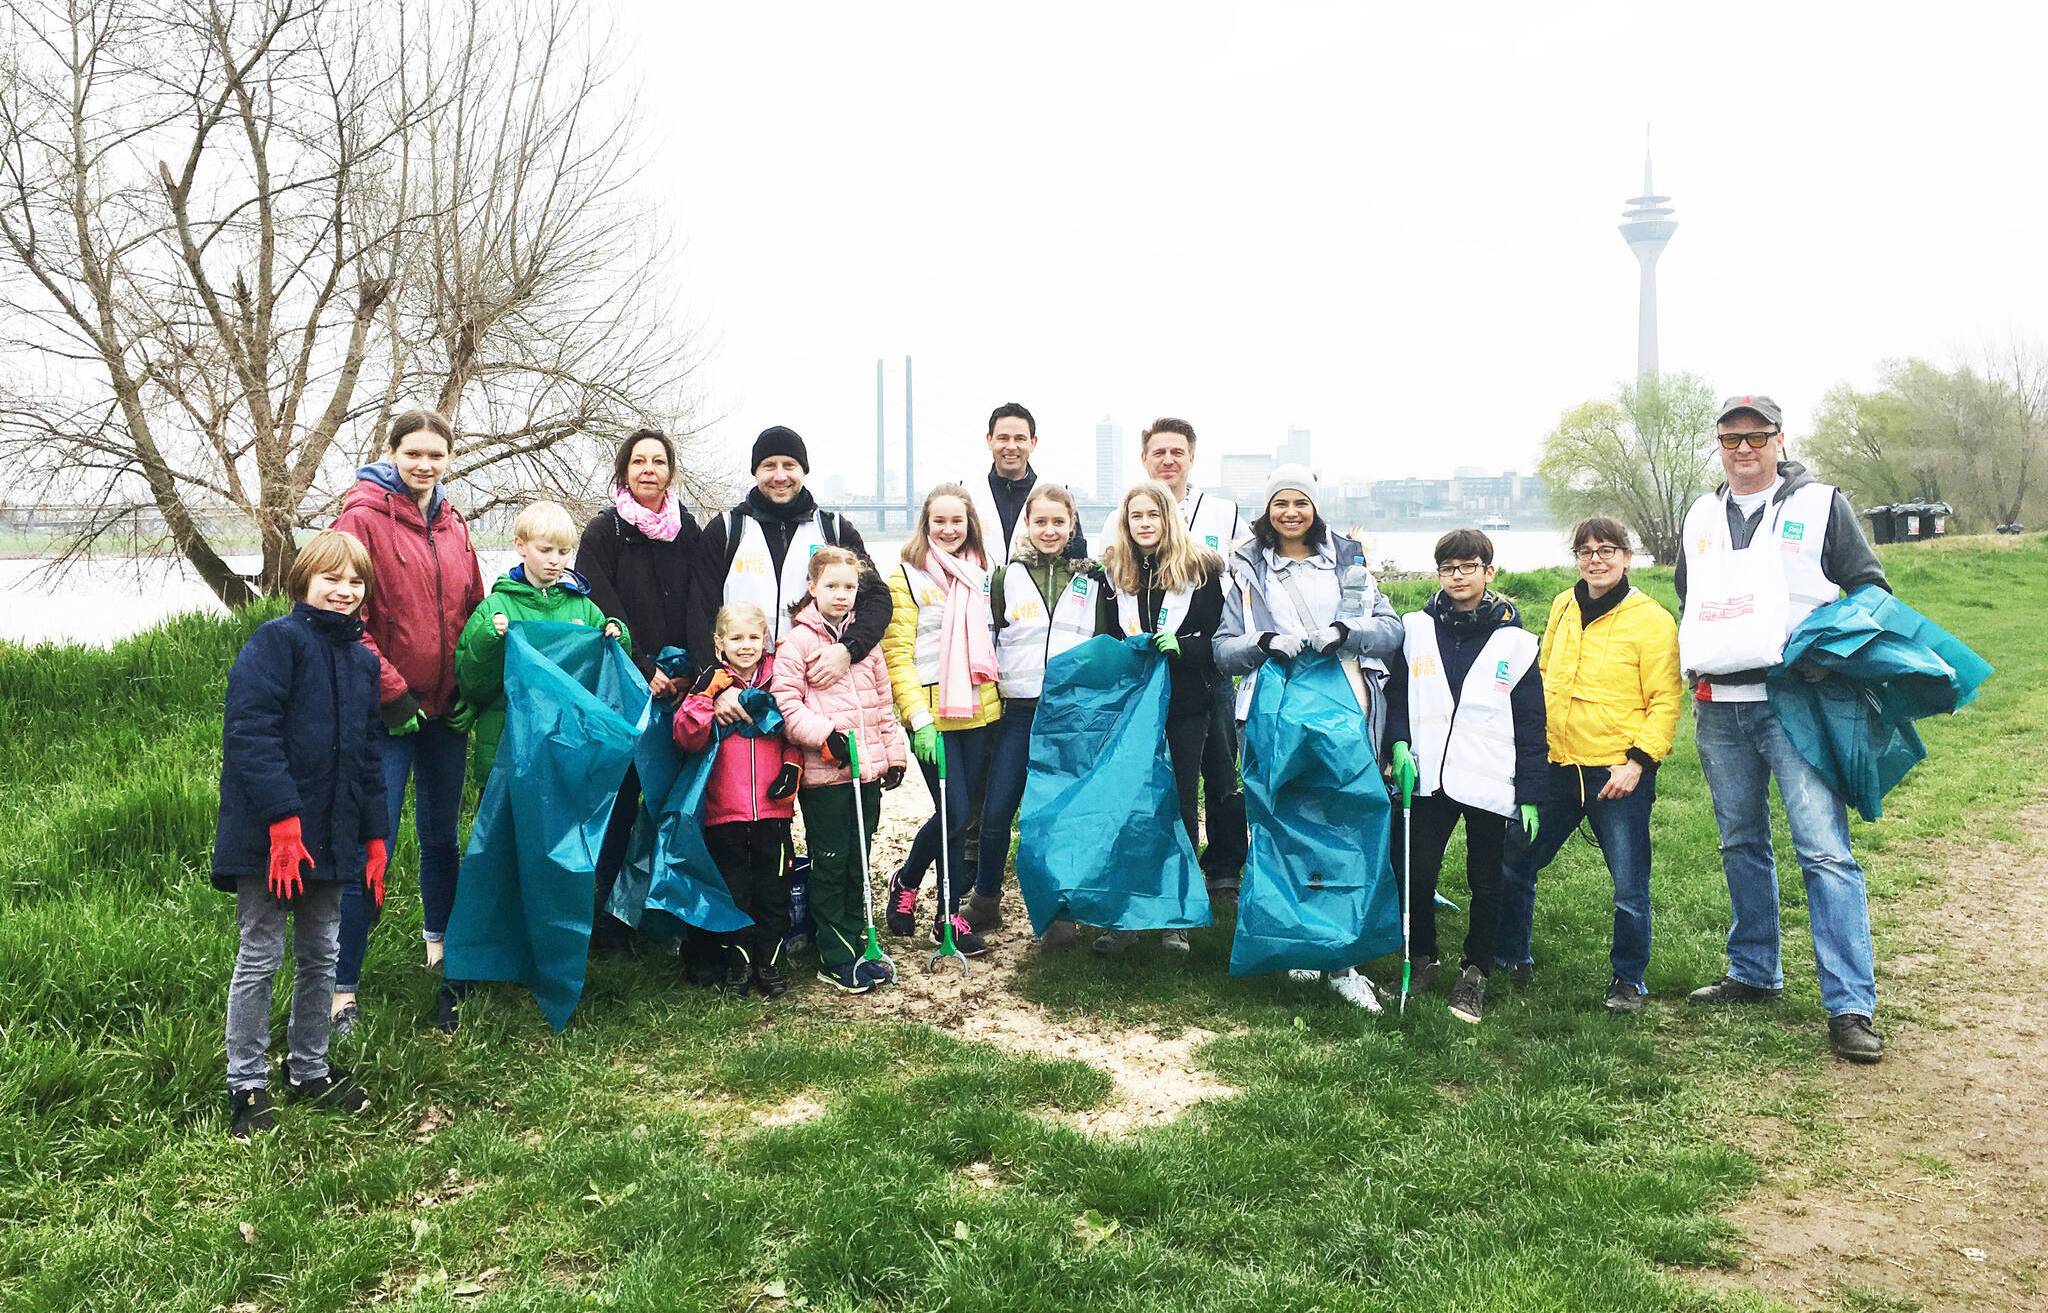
[214,531,390,1138]
[1384,529,1546,1026]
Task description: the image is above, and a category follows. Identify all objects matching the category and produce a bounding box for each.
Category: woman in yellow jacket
[881,483,1003,955]
[1496,516,1682,1013]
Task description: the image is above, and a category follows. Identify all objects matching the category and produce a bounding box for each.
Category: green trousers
[799,780,882,967]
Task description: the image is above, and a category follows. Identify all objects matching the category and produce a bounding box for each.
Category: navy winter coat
[211,604,389,892]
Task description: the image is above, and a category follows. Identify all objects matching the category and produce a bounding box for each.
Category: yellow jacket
[1538,586,1682,767]
[883,563,1003,734]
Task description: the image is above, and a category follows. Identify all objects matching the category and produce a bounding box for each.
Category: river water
[0,528,1577,647]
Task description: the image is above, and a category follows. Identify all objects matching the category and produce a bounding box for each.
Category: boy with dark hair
[1384,528,1546,1024]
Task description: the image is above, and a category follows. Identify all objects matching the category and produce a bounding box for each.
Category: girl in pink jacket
[673,601,803,1000]
[770,547,910,994]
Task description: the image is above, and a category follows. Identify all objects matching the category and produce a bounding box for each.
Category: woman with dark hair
[578,428,702,954]
[329,408,487,1034]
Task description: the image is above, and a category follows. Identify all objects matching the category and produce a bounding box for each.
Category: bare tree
[1804,374,1938,510]
[1537,373,1720,564]
[0,0,708,607]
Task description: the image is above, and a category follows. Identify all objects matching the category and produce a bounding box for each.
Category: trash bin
[1891,502,1952,541]
[1862,505,1898,545]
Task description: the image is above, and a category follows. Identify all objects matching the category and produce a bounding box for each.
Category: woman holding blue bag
[1215,465,1405,1010]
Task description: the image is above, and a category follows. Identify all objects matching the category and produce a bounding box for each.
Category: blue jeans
[975,702,1036,899]
[335,718,469,993]
[1497,762,1657,991]
[1693,699,1877,1017]
[899,723,997,910]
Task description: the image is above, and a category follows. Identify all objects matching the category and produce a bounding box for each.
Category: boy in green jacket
[455,501,628,779]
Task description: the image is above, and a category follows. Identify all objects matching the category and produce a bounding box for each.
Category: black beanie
[751,425,810,473]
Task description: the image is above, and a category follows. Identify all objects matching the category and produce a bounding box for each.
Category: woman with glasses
[1493,517,1682,1014]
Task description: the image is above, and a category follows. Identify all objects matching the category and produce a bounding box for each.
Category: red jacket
[331,471,486,722]
[673,655,802,826]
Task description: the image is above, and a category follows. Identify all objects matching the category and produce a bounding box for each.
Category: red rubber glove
[267,817,313,901]
[364,837,388,909]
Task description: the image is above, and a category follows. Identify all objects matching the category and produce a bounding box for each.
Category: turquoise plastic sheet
[1768,585,1994,822]
[1015,635,1211,935]
[1231,654,1403,976]
[446,622,648,1031]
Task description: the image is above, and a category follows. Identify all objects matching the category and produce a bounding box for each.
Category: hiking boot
[1159,929,1191,954]
[1328,968,1383,1015]
[1686,975,1782,1006]
[1447,965,1488,1024]
[1413,957,1441,993]
[1604,978,1647,1014]
[1039,919,1078,952]
[752,960,790,1000]
[1092,929,1138,956]
[228,1087,276,1140]
[885,875,920,937]
[329,1001,360,1040]
[964,892,1005,932]
[853,958,896,989]
[932,914,989,958]
[287,1068,370,1113]
[434,982,462,1034]
[816,962,875,995]
[1828,1013,1884,1064]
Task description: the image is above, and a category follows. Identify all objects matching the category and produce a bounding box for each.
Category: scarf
[614,486,682,542]
[925,544,999,719]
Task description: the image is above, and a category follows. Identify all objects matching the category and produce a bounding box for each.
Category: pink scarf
[613,486,682,542]
[925,545,998,719]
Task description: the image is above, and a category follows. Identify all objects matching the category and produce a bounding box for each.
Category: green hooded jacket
[455,567,628,778]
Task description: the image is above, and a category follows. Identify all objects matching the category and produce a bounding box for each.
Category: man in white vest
[1677,395,1889,1064]
[967,402,1089,569]
[686,425,894,724]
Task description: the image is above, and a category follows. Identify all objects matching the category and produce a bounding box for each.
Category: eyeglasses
[1573,544,1625,562]
[1436,561,1487,578]
[1717,430,1780,450]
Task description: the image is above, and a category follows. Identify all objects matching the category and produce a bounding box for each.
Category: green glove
[443,699,479,734]
[1390,741,1417,804]
[1153,631,1181,658]
[1520,804,1540,844]
[389,711,426,737]
[911,724,939,765]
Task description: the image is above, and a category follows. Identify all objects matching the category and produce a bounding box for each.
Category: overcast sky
[624,1,2048,496]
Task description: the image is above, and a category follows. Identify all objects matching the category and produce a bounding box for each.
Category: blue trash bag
[445,622,648,1031]
[1015,634,1211,935]
[1230,653,1403,975]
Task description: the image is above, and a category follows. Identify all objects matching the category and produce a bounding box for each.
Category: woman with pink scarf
[577,428,702,956]
[880,482,1004,956]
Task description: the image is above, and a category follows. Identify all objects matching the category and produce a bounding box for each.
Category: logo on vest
[1493,658,1512,690]
[1155,605,1170,627]
[1698,594,1756,621]
[1410,654,1439,678]
[1069,577,1089,598]
[808,543,821,557]
[1779,520,1806,553]
[1205,534,1219,549]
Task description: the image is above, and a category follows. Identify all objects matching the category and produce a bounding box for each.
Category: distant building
[1279,427,1312,467]
[1220,453,1277,520]
[1094,417,1123,500]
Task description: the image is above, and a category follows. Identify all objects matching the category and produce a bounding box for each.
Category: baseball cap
[1717,394,1783,428]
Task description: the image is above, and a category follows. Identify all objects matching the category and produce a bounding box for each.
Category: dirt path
[1698,804,2048,1311]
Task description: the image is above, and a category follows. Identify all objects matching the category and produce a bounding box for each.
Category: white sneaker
[1287,969,1322,983]
[1159,930,1191,954]
[425,938,445,970]
[1328,968,1383,1014]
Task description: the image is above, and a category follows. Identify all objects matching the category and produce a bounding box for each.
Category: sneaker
[932,914,989,958]
[1092,929,1138,956]
[434,982,461,1034]
[1159,929,1191,954]
[964,892,1004,932]
[816,961,875,995]
[228,1087,276,1140]
[1039,919,1078,952]
[287,1068,370,1113]
[1328,968,1383,1014]
[1506,962,1535,989]
[329,1000,360,1040]
[1413,957,1441,993]
[1686,975,1782,1006]
[719,963,752,1000]
[1603,978,1647,1014]
[885,876,920,937]
[752,960,790,999]
[1828,1013,1884,1064]
[1287,969,1322,983]
[1447,965,1488,1024]
[852,958,895,989]
[1205,876,1240,905]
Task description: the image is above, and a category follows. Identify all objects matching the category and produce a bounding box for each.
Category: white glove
[1315,623,1347,654]
[1263,632,1305,660]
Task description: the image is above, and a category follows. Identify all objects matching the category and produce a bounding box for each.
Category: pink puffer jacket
[771,603,908,787]
[672,655,802,826]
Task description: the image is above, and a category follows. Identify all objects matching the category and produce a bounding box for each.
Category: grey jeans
[226,876,342,1091]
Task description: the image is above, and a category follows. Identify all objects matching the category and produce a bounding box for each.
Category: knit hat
[1263,463,1318,510]
[751,425,810,473]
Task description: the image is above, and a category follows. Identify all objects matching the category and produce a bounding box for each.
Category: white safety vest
[1100,485,1244,557]
[722,510,829,650]
[1114,578,1194,638]
[994,563,1099,699]
[967,473,1027,569]
[1677,481,1838,701]
[1403,614,1537,817]
[896,561,952,686]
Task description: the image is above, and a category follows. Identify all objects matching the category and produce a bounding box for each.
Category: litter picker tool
[846,733,897,983]
[928,732,969,976]
[1399,761,1414,1016]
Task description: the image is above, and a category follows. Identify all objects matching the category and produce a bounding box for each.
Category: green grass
[2,537,2044,1312]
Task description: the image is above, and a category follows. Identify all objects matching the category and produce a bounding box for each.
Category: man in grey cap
[1674,395,1889,1062]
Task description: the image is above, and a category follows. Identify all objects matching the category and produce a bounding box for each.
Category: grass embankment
[2,537,2043,1312]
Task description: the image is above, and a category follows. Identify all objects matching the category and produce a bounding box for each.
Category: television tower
[1618,130,1677,381]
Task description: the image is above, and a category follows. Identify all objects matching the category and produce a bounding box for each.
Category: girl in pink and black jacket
[673,601,803,999]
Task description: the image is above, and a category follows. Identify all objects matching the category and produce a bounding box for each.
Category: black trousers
[704,819,794,963]
[1198,683,1249,884]
[1400,791,1506,972]
[591,767,642,952]
[1165,705,1212,856]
